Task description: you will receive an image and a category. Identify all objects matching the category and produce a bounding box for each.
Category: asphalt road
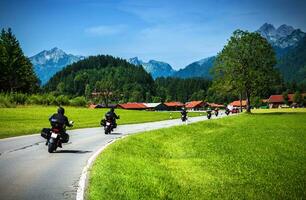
[0,113,230,200]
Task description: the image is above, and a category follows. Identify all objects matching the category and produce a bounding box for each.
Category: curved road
[0,113,229,200]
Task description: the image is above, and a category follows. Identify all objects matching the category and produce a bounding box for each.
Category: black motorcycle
[225,109,230,115]
[214,109,219,117]
[181,115,188,122]
[207,111,212,119]
[101,116,120,134]
[41,121,73,153]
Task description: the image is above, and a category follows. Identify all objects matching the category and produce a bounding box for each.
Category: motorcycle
[207,111,212,119]
[101,116,120,134]
[41,121,73,153]
[181,114,188,122]
[214,109,219,117]
[225,109,230,115]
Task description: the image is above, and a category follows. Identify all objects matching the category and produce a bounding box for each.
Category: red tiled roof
[269,93,306,103]
[208,103,225,108]
[164,102,184,107]
[185,101,204,108]
[229,100,247,107]
[118,103,147,109]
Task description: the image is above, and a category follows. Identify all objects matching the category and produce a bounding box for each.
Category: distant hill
[128,57,175,79]
[44,55,155,102]
[173,57,215,79]
[30,47,84,84]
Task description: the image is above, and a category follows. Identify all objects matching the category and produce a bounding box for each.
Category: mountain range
[30,23,306,84]
[30,47,84,84]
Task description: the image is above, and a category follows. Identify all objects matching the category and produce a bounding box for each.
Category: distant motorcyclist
[207,107,212,119]
[105,108,119,129]
[214,108,219,116]
[49,107,72,147]
[181,107,188,122]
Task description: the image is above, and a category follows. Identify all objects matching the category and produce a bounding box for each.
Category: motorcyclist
[49,107,72,147]
[105,107,119,129]
[181,107,188,121]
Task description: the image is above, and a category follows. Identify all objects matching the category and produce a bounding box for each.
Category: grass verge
[87,109,306,199]
[0,105,202,139]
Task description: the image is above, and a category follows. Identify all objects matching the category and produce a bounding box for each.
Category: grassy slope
[0,106,202,139]
[88,109,306,200]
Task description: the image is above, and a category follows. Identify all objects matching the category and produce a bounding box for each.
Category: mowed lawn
[0,106,202,139]
[87,109,306,200]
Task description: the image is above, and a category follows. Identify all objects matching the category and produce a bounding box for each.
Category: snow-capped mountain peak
[128,57,175,79]
[30,47,84,84]
[256,23,306,48]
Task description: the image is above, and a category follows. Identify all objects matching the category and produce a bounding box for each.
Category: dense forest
[44,55,214,104]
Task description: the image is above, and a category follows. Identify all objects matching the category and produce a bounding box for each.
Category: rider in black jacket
[105,108,119,128]
[49,107,72,147]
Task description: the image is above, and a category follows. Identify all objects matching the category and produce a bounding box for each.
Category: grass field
[87,109,306,200]
[0,106,202,139]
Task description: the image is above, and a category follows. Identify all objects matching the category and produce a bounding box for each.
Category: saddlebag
[41,128,51,139]
[61,133,69,143]
[100,119,106,126]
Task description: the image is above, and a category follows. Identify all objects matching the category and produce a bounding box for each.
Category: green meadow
[87,109,306,200]
[0,106,202,139]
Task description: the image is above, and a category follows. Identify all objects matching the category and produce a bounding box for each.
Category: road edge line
[76,135,127,200]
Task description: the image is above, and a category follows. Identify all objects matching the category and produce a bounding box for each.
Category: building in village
[164,102,185,111]
[268,93,306,108]
[143,103,169,111]
[185,101,206,111]
[117,103,147,110]
[229,100,247,108]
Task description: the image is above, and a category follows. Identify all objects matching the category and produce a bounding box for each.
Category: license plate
[106,122,111,126]
[51,132,58,138]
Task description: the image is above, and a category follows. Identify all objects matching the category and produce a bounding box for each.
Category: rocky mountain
[128,57,175,79]
[277,36,306,83]
[173,56,215,79]
[256,23,306,49]
[30,47,85,84]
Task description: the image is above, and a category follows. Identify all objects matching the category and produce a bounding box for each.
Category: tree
[212,30,279,112]
[0,28,39,93]
[282,91,289,105]
[293,91,303,106]
[95,79,114,107]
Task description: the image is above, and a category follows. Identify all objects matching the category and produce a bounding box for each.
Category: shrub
[26,94,43,105]
[0,94,15,108]
[55,95,70,106]
[69,96,87,107]
[11,92,27,105]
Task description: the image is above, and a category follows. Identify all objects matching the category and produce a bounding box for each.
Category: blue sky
[1,0,306,69]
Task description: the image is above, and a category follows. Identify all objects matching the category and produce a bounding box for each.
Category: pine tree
[0,28,39,93]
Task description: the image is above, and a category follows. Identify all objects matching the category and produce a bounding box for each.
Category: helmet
[110,107,115,112]
[58,106,65,115]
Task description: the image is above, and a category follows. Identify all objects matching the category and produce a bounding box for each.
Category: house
[208,103,225,109]
[229,100,247,108]
[164,102,184,111]
[117,103,147,110]
[143,103,168,111]
[185,101,206,111]
[267,94,306,108]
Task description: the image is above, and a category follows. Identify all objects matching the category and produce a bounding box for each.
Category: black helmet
[110,107,115,112]
[58,106,65,115]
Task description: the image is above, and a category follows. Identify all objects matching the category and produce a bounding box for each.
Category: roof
[229,100,247,107]
[185,101,204,108]
[269,93,306,103]
[143,103,162,108]
[208,103,225,108]
[164,102,184,107]
[118,103,147,109]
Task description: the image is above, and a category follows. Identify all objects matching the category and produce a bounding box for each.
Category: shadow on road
[55,150,92,154]
[109,132,122,135]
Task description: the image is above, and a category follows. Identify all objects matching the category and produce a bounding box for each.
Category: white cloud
[85,25,127,36]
